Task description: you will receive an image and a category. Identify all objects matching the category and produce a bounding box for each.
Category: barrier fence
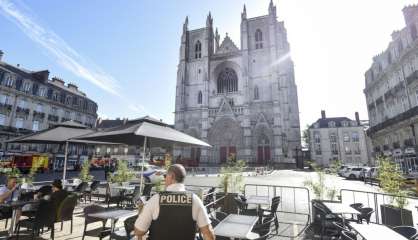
[244,184,311,238]
[340,189,418,225]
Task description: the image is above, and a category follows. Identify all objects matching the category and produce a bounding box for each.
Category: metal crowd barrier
[340,189,418,225]
[244,184,311,238]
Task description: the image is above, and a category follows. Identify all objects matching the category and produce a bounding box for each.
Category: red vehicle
[12,154,49,174]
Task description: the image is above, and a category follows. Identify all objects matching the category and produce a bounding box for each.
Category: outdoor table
[0,199,38,236]
[350,222,407,240]
[246,195,270,206]
[112,186,136,191]
[214,214,259,239]
[322,201,360,224]
[88,209,136,239]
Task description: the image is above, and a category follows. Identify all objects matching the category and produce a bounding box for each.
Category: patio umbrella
[74,116,211,192]
[6,121,119,180]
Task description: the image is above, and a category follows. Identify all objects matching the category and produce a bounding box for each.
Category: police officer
[134,164,215,240]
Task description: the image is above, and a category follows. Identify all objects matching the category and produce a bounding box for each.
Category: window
[328,121,336,128]
[32,120,39,131]
[124,147,128,154]
[314,132,321,143]
[255,29,263,49]
[0,94,9,104]
[345,146,352,154]
[5,74,13,87]
[106,148,111,154]
[217,68,238,93]
[352,132,359,142]
[331,143,338,155]
[342,121,349,127]
[96,147,100,153]
[51,107,58,115]
[36,104,43,112]
[18,99,26,108]
[52,92,59,101]
[353,144,361,154]
[38,87,46,97]
[411,24,417,40]
[114,148,118,154]
[66,96,72,105]
[15,118,23,128]
[329,133,337,142]
[343,133,350,142]
[197,91,202,104]
[254,86,259,100]
[315,143,321,155]
[22,82,31,93]
[0,114,5,125]
[195,41,202,59]
[65,111,71,119]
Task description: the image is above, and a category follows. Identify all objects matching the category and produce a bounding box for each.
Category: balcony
[0,102,12,113]
[48,114,59,122]
[33,111,45,119]
[61,117,71,122]
[16,106,30,115]
[367,106,418,136]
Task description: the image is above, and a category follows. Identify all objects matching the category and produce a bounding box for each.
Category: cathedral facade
[174,1,301,166]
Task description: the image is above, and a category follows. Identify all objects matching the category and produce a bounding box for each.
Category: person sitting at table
[50,179,68,213]
[0,176,19,223]
[134,164,215,240]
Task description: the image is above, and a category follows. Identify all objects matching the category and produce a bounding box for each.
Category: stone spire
[215,28,220,51]
[183,16,188,33]
[241,4,247,20]
[268,0,276,16]
[206,11,213,28]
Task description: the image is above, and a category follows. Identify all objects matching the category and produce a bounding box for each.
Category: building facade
[0,50,98,153]
[309,111,369,167]
[174,1,301,166]
[364,5,418,171]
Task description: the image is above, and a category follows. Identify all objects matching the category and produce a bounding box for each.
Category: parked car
[342,167,365,179]
[359,167,371,180]
[133,164,166,184]
[338,165,350,176]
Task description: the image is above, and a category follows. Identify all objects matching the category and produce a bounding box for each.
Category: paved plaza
[0,170,384,239]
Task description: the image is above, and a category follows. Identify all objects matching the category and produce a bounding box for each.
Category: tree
[301,124,311,148]
[109,160,135,184]
[79,160,93,182]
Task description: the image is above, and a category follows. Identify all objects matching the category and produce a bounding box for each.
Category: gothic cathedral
[174,1,301,167]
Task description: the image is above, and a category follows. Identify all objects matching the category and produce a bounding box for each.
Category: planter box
[380,204,413,227]
[215,192,239,214]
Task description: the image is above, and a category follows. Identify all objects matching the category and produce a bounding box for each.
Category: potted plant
[79,160,94,182]
[108,160,134,185]
[377,156,413,226]
[217,155,246,214]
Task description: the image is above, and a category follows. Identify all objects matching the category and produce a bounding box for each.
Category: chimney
[355,112,360,125]
[0,50,3,61]
[321,110,326,119]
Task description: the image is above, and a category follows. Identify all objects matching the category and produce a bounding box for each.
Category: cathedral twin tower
[174,1,301,167]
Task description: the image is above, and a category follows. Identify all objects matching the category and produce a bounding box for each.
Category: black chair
[74,182,89,202]
[82,205,111,240]
[85,180,100,202]
[56,194,78,233]
[16,199,56,240]
[203,187,216,212]
[357,207,374,224]
[248,217,274,240]
[106,184,122,208]
[235,197,258,216]
[349,203,363,210]
[0,206,12,229]
[392,226,418,239]
[260,196,281,233]
[110,215,138,240]
[122,186,141,208]
[37,185,52,197]
[341,230,356,240]
[312,202,340,238]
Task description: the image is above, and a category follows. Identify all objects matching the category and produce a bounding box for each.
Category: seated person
[0,176,18,221]
[50,179,68,216]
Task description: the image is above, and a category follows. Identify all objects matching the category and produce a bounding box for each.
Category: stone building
[309,111,370,167]
[0,50,98,153]
[364,5,418,171]
[174,1,301,166]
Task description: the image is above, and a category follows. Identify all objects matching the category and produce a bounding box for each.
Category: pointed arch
[197,91,202,104]
[254,85,259,100]
[195,40,202,59]
[217,68,238,93]
[255,29,263,49]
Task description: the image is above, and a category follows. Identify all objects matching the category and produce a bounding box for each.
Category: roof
[97,119,125,129]
[310,117,353,129]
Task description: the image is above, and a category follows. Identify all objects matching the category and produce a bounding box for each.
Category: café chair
[341,230,357,240]
[392,226,418,239]
[0,206,12,229]
[82,205,111,240]
[56,194,78,233]
[235,197,257,216]
[110,215,137,240]
[356,207,374,224]
[349,203,363,211]
[260,196,281,233]
[16,199,56,240]
[247,217,274,240]
[84,180,100,202]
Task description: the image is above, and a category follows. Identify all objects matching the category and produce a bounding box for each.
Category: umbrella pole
[63,141,69,180]
[140,136,147,194]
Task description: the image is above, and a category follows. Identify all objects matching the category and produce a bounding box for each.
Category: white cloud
[0,0,121,96]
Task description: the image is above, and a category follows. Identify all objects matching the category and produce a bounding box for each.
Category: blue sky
[0,0,416,128]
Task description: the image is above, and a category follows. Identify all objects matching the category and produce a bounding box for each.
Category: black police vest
[148,191,196,240]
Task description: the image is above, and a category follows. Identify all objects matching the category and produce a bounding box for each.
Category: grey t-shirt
[0,186,12,202]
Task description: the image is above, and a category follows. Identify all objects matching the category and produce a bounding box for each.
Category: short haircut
[52,179,63,190]
[167,164,187,183]
[7,176,17,182]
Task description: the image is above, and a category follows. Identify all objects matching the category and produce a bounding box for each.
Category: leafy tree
[79,160,94,182]
[329,159,342,175]
[109,160,135,184]
[377,156,408,209]
[219,154,246,193]
[302,124,311,148]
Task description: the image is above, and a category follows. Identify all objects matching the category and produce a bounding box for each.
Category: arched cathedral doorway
[257,134,271,165]
[208,117,242,164]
